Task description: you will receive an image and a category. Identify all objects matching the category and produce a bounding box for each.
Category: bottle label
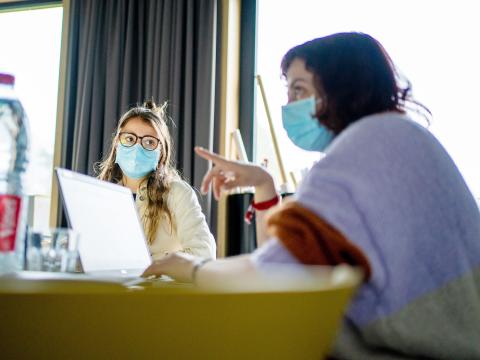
[0,194,21,252]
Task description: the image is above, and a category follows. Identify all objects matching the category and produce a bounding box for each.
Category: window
[0,5,63,229]
[255,0,480,198]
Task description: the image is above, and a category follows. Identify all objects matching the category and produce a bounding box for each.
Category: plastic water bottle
[0,73,30,273]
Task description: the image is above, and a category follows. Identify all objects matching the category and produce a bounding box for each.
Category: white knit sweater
[135,180,216,260]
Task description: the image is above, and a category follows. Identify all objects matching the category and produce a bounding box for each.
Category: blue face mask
[115,143,160,179]
[281,96,334,152]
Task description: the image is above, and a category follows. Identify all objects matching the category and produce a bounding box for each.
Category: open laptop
[55,168,153,283]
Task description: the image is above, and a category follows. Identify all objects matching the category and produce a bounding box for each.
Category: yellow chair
[0,267,361,360]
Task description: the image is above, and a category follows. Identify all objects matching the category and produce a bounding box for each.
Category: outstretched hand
[142,252,197,282]
[194,146,273,200]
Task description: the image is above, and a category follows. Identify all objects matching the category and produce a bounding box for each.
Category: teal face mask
[281,96,334,152]
[115,143,160,179]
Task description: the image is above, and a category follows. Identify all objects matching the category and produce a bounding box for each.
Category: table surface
[0,270,193,293]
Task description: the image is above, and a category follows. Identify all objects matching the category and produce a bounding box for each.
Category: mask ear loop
[314,95,337,135]
[314,96,328,119]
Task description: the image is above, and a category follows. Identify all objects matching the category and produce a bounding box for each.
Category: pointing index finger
[194,146,227,165]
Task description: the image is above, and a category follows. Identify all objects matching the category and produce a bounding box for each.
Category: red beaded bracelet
[244,194,280,224]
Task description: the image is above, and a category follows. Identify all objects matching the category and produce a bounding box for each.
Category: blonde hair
[96,100,180,244]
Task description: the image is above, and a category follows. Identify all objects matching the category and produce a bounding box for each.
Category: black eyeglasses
[118,132,160,151]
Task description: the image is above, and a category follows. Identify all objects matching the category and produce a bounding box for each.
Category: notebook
[55,168,152,282]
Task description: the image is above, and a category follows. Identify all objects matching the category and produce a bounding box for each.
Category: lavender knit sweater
[252,112,480,359]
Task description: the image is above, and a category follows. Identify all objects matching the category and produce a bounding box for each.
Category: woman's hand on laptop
[142,253,197,282]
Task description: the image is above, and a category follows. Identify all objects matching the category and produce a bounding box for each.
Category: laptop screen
[55,168,152,273]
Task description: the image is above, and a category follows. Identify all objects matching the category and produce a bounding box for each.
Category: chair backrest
[0,267,361,360]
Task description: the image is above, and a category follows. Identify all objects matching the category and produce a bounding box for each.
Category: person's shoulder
[328,111,428,153]
[166,179,203,212]
[170,178,194,191]
[168,179,198,199]
[345,111,426,138]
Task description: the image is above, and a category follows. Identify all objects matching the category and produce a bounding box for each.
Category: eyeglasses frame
[118,131,161,151]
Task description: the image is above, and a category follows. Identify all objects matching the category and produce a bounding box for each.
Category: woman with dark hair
[96,100,216,260]
[143,33,480,358]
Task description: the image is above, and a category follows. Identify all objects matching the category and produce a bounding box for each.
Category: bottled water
[0,73,30,273]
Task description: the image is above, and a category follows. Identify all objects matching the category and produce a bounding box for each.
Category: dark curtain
[60,0,218,228]
[238,0,257,162]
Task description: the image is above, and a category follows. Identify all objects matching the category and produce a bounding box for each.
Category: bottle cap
[0,73,15,86]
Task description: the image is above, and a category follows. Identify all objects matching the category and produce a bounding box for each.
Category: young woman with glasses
[96,100,216,261]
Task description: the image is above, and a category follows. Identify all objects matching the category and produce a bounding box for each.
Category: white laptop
[55,168,152,281]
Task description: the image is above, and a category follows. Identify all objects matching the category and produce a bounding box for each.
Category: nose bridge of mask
[117,142,138,158]
[126,143,143,161]
[284,96,318,122]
